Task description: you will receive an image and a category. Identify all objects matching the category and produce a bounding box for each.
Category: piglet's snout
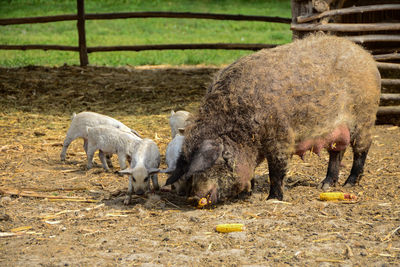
[135,189,145,195]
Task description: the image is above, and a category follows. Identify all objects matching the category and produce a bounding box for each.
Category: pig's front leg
[117,153,128,170]
[98,150,110,172]
[86,146,97,170]
[266,153,288,200]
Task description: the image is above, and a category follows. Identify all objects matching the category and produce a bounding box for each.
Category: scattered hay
[0,66,399,266]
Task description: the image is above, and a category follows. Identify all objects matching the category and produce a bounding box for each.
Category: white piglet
[160,131,188,196]
[86,125,141,171]
[169,110,191,138]
[119,138,161,204]
[60,111,140,161]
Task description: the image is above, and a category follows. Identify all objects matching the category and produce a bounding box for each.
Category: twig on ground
[0,187,98,202]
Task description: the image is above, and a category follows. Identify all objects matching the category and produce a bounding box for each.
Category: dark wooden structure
[291,0,400,124]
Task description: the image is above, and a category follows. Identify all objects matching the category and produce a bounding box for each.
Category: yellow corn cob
[319,192,357,201]
[198,197,208,208]
[215,224,244,233]
[197,197,210,208]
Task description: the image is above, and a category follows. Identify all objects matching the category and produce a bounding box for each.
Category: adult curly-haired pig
[165,34,381,205]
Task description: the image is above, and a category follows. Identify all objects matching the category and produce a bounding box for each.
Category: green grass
[0,0,292,67]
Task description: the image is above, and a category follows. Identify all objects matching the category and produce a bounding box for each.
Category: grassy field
[0,0,292,67]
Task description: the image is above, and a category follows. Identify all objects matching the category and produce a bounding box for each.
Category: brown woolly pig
[165,34,381,205]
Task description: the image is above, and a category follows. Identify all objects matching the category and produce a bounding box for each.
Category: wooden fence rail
[0,0,291,66]
[0,12,292,26]
[0,43,278,52]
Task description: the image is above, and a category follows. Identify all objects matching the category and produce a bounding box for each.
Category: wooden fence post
[291,0,313,40]
[77,0,88,66]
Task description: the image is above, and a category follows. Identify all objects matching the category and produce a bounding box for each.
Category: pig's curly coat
[180,34,381,200]
[185,34,380,156]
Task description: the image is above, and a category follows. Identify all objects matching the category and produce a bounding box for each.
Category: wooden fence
[1,0,400,121]
[0,0,291,66]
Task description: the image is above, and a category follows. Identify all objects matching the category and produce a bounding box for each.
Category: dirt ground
[0,65,399,266]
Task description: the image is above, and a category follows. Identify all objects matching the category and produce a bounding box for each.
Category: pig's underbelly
[295,124,350,158]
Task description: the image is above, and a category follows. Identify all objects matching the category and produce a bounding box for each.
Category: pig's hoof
[160,185,171,192]
[115,171,123,176]
[342,182,355,188]
[317,182,331,191]
[267,192,283,201]
[123,197,131,205]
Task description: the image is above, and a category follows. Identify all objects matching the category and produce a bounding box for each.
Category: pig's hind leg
[105,154,113,168]
[343,131,372,187]
[318,150,345,190]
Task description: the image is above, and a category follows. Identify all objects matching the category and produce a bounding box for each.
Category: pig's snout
[177,190,186,196]
[135,189,145,195]
[192,185,218,206]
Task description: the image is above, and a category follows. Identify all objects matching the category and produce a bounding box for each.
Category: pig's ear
[148,168,160,175]
[165,153,189,186]
[119,168,134,175]
[185,139,223,178]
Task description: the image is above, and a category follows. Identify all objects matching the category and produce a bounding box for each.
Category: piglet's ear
[148,168,160,175]
[186,139,223,178]
[118,168,134,175]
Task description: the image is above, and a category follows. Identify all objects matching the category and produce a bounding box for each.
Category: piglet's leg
[98,150,110,172]
[151,174,160,191]
[106,154,113,168]
[124,175,134,205]
[318,150,344,190]
[60,136,74,161]
[266,154,288,201]
[117,153,127,170]
[83,139,88,155]
[86,146,96,170]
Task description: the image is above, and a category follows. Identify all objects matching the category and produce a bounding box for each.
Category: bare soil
[0,65,399,266]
